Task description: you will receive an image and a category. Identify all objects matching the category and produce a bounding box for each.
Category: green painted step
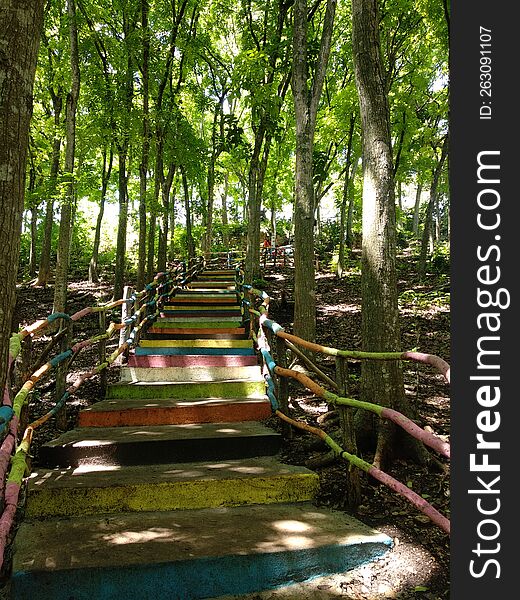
[25,457,319,518]
[119,365,262,383]
[155,317,242,324]
[107,379,266,399]
[12,503,392,600]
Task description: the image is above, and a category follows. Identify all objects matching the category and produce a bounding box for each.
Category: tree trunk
[89,146,113,283]
[182,168,195,262]
[337,116,356,278]
[137,0,150,290]
[352,0,415,469]
[292,0,336,343]
[28,158,38,277]
[113,152,129,300]
[0,0,44,396]
[346,158,360,248]
[158,163,175,272]
[53,0,80,315]
[412,182,423,237]
[419,135,449,278]
[36,96,62,287]
[221,172,229,248]
[113,31,134,299]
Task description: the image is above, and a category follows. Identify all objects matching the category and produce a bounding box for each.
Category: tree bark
[53,0,80,315]
[352,0,410,469]
[0,0,45,396]
[36,94,62,287]
[137,0,150,290]
[89,145,113,283]
[182,168,195,262]
[412,182,423,237]
[419,134,449,278]
[337,116,356,277]
[292,0,337,343]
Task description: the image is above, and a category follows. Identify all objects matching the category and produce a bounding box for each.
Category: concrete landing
[25,457,319,517]
[78,396,272,427]
[12,503,392,600]
[39,421,282,468]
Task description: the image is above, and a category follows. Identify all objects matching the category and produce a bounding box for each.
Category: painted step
[39,421,282,468]
[175,289,237,296]
[163,305,239,311]
[161,309,242,317]
[165,297,238,304]
[119,365,262,383]
[147,326,246,335]
[156,315,242,323]
[139,339,252,349]
[78,397,272,427]
[145,331,247,340]
[12,503,392,600]
[107,379,266,399]
[127,354,258,368]
[202,269,236,275]
[188,282,235,289]
[135,346,255,356]
[25,457,318,518]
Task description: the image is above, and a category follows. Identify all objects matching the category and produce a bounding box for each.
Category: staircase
[10,269,392,599]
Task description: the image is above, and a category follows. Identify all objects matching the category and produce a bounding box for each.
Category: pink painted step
[127,354,259,368]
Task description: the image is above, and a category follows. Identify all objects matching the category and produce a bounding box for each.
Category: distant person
[262,237,271,261]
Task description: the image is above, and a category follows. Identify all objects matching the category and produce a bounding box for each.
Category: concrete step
[163,304,240,311]
[155,316,242,324]
[25,457,318,518]
[147,325,246,334]
[127,354,258,368]
[161,309,242,317]
[107,379,266,400]
[119,365,263,383]
[78,397,272,427]
[139,339,253,349]
[144,331,247,340]
[12,503,392,600]
[166,296,238,304]
[135,346,255,356]
[175,289,237,296]
[39,421,282,468]
[188,282,235,290]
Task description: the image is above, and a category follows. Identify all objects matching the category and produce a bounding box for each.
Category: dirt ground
[7,253,450,599]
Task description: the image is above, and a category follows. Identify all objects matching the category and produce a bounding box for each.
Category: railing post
[335,356,361,509]
[99,309,107,396]
[55,320,72,431]
[118,286,133,365]
[276,335,292,439]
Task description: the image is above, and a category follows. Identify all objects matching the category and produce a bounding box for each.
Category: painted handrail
[238,270,451,534]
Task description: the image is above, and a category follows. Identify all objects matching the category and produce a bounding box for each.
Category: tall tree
[352,0,410,468]
[0,0,45,395]
[53,0,80,315]
[292,0,337,343]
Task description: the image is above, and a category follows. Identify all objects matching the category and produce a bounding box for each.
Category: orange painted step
[78,397,272,428]
[147,327,246,336]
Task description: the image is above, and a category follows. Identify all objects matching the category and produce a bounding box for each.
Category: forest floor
[9,251,450,599]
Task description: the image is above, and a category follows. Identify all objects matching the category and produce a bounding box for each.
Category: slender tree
[352,0,412,468]
[292,0,337,343]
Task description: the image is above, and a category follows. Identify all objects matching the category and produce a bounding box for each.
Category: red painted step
[127,354,259,368]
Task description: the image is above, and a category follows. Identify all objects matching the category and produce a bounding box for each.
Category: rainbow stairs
[11,269,392,599]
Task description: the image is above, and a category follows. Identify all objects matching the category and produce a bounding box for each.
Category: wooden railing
[235,266,451,534]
